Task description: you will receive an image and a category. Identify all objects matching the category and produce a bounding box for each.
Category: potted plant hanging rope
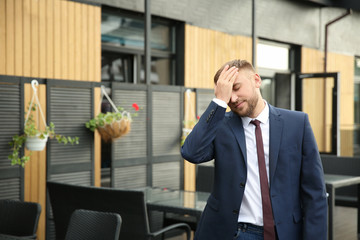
[8,80,79,167]
[85,86,139,142]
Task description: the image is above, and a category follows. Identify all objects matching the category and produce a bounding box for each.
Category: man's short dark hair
[213,59,255,84]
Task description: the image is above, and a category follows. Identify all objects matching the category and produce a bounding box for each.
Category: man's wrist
[212,98,228,108]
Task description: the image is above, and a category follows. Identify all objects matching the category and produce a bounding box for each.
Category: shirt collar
[241,100,269,127]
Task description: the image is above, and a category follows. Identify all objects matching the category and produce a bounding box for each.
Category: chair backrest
[0,199,41,237]
[196,165,214,192]
[65,209,121,240]
[47,181,150,240]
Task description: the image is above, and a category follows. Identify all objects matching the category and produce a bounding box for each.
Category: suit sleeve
[300,113,328,240]
[181,101,226,164]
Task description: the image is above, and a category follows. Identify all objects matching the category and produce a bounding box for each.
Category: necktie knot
[250,119,261,127]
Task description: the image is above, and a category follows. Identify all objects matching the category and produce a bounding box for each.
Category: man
[181,60,327,240]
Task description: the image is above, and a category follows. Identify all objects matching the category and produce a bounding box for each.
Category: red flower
[197,116,200,120]
[132,103,139,111]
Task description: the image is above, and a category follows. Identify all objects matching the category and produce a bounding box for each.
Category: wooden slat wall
[24,83,47,240]
[0,0,101,81]
[185,25,253,89]
[0,1,5,73]
[301,48,326,151]
[183,90,197,191]
[184,24,252,190]
[0,1,101,239]
[327,52,354,156]
[94,87,101,187]
[301,47,354,156]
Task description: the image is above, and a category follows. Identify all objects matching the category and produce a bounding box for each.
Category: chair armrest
[148,222,191,240]
[0,234,37,240]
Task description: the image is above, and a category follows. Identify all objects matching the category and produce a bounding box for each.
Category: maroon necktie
[251,120,276,240]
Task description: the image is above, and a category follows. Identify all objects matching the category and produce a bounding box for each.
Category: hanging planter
[8,80,79,167]
[25,134,49,151]
[85,86,139,142]
[97,116,132,142]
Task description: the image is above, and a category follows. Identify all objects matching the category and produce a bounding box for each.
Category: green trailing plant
[8,104,79,167]
[85,107,137,132]
[85,104,139,132]
[85,103,140,143]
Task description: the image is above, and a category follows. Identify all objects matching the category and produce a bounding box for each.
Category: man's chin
[231,107,248,117]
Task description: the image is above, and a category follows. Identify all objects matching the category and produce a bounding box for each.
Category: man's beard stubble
[231,93,259,118]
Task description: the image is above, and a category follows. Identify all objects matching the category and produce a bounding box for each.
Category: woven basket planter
[97,118,132,142]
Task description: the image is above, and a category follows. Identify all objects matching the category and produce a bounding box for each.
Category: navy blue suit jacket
[181,101,327,240]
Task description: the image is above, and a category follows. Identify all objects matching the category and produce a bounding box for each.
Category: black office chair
[195,165,214,193]
[0,199,41,239]
[47,181,191,240]
[64,209,121,240]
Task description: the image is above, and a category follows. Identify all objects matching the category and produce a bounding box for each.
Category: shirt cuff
[212,98,228,109]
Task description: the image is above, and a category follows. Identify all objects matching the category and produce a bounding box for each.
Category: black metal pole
[145,0,151,85]
[252,0,256,67]
[145,0,153,187]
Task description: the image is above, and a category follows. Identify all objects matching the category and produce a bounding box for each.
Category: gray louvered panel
[51,88,92,98]
[0,178,21,200]
[114,165,146,189]
[49,144,92,165]
[152,162,180,189]
[152,91,181,156]
[49,86,92,166]
[49,171,91,186]
[197,90,214,117]
[113,90,147,160]
[46,222,56,240]
[49,140,92,165]
[0,84,21,168]
[0,121,21,127]
[50,88,92,122]
[0,84,21,99]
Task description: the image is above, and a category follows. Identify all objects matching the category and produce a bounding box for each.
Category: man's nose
[230,93,237,103]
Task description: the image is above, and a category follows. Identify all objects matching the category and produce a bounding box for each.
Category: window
[101,13,171,51]
[257,43,289,71]
[354,57,360,156]
[101,8,183,85]
[99,7,184,185]
[256,40,299,110]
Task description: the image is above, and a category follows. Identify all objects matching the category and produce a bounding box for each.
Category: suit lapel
[268,105,283,184]
[228,112,247,164]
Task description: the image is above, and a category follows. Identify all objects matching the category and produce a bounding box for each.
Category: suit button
[232,209,239,214]
[239,183,245,188]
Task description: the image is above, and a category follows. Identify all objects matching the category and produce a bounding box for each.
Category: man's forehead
[234,70,253,82]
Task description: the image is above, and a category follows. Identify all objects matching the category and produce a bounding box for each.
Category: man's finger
[220,66,237,81]
[224,67,238,82]
[221,65,230,75]
[229,69,238,83]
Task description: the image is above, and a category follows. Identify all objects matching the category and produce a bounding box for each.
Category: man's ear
[254,73,262,88]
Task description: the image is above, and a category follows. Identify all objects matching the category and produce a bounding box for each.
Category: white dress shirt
[212,98,270,226]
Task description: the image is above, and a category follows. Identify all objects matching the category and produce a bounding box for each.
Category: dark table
[143,187,209,221]
[142,174,360,240]
[324,174,360,240]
